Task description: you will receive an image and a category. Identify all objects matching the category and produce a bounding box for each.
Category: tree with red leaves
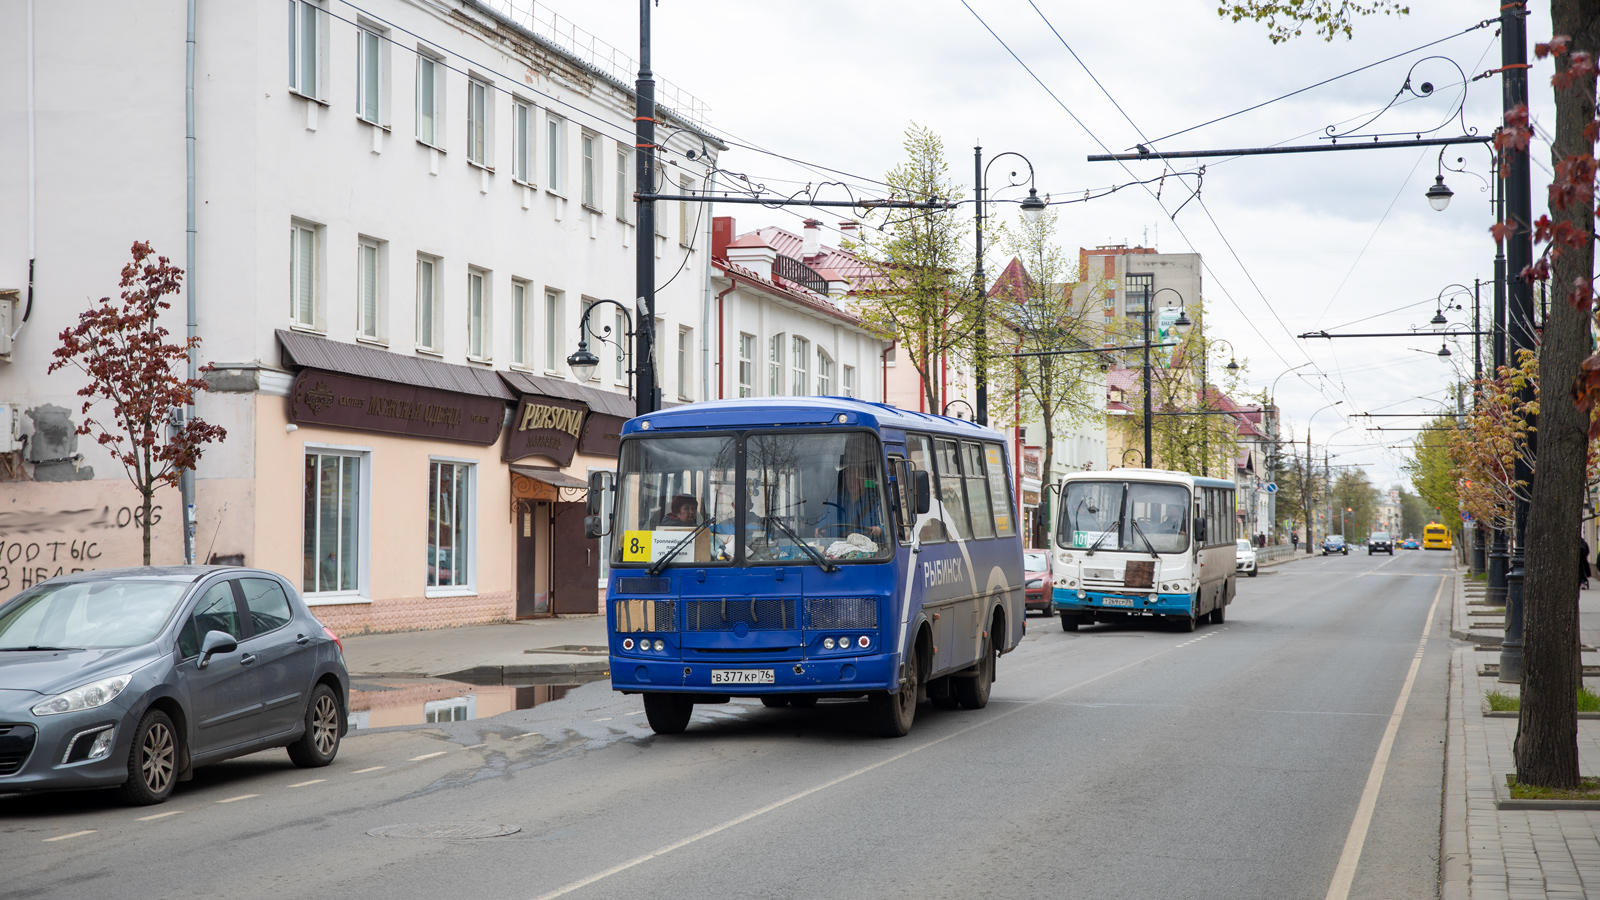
[48,242,226,565]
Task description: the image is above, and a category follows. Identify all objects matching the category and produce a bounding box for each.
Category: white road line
[594,717,613,722]
[410,751,447,761]
[351,766,386,774]
[216,794,258,803]
[288,779,326,788]
[1323,575,1445,900]
[528,636,1200,900]
[517,732,541,739]
[42,830,95,842]
[463,743,487,750]
[136,810,183,821]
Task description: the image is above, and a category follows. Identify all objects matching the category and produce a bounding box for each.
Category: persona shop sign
[504,396,588,467]
[289,370,505,445]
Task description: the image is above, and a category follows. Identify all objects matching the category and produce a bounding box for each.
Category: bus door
[906,435,977,677]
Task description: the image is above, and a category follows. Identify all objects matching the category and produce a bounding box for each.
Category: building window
[512,101,532,183]
[679,176,694,246]
[427,461,472,589]
[544,289,561,372]
[546,114,564,192]
[511,280,530,365]
[579,299,598,380]
[290,221,319,329]
[816,348,833,396]
[581,133,597,208]
[614,308,629,382]
[738,333,755,398]
[466,268,488,360]
[843,364,857,398]
[768,333,785,395]
[791,336,809,396]
[356,26,383,124]
[416,254,438,351]
[357,237,383,340]
[615,147,629,221]
[303,451,361,594]
[466,79,489,166]
[677,327,692,400]
[288,0,323,100]
[416,53,442,147]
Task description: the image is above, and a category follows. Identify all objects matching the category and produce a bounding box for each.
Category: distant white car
[1235,539,1258,577]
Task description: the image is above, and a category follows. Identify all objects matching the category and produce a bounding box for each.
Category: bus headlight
[824,638,835,649]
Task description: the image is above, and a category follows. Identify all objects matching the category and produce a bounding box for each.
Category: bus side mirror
[585,472,613,539]
[1193,517,1207,543]
[914,470,932,515]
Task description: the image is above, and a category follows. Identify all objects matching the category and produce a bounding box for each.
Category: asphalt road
[0,548,1454,900]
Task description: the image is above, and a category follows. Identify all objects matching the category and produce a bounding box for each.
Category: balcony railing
[777,255,829,295]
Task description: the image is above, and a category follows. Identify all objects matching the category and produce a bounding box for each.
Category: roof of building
[277,329,516,400]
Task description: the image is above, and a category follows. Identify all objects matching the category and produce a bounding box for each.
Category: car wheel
[954,628,996,710]
[116,708,178,806]
[643,693,694,734]
[1248,569,1258,577]
[287,683,342,768]
[868,644,919,737]
[1060,611,1079,632]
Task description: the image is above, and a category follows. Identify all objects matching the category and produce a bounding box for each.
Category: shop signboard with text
[289,370,504,445]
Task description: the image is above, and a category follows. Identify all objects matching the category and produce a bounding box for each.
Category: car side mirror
[584,515,605,540]
[914,470,931,515]
[197,630,238,670]
[585,472,613,539]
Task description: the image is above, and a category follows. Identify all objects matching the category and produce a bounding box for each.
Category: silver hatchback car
[0,567,348,805]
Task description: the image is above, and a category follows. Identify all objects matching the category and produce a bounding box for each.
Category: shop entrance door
[515,503,547,618]
[551,501,599,615]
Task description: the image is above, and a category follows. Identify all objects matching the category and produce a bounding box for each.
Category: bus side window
[934,438,972,541]
[888,455,914,545]
[983,443,1015,537]
[907,434,945,544]
[961,442,995,540]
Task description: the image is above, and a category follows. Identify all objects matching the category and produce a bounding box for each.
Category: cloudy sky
[564,0,1555,491]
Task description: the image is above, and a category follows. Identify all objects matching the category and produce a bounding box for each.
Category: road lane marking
[410,751,447,761]
[594,717,613,722]
[463,743,487,750]
[289,779,326,788]
[136,810,183,821]
[216,794,258,803]
[528,636,1200,900]
[352,766,387,774]
[42,830,95,842]
[1323,575,1445,900]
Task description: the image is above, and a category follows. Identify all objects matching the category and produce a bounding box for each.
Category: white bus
[1051,469,1238,632]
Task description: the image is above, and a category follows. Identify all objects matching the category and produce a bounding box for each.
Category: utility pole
[1472,279,1487,576]
[1500,0,1534,685]
[1143,293,1154,469]
[633,0,659,418]
[1306,429,1314,554]
[974,146,988,426]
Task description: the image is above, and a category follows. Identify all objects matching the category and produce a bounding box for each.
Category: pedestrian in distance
[1291,530,1299,552]
[1582,535,1592,591]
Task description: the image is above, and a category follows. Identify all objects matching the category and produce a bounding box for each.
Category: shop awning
[278,329,516,401]
[499,370,634,418]
[509,465,592,490]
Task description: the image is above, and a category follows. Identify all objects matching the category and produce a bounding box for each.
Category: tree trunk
[1515,0,1599,788]
[141,484,154,566]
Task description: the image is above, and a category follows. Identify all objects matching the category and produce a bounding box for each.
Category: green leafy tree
[1217,0,1410,43]
[1115,304,1251,477]
[1404,416,1460,537]
[851,124,973,413]
[1330,469,1379,541]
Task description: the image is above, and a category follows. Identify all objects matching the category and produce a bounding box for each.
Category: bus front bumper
[610,652,899,696]
[1050,587,1194,618]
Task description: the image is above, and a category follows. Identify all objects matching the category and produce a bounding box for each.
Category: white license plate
[710,669,775,685]
[1101,596,1136,607]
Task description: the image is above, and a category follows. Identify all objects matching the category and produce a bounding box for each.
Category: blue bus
[1051,469,1237,631]
[584,397,1026,737]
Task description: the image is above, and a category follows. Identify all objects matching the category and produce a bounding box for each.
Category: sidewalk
[340,615,610,680]
[1444,570,1600,900]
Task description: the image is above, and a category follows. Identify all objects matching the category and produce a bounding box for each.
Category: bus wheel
[760,696,790,708]
[868,647,919,737]
[955,632,995,710]
[1176,606,1197,632]
[1060,612,1079,632]
[788,695,819,709]
[643,693,694,734]
[1210,603,1226,624]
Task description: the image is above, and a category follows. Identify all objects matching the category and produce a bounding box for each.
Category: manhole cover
[367,823,521,840]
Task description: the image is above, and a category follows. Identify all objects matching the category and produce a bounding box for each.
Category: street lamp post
[1266,363,1314,542]
[1195,335,1239,478]
[566,299,636,394]
[973,146,1046,427]
[1143,287,1193,469]
[1306,401,1344,554]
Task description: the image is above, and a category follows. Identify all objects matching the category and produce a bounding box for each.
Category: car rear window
[240,579,294,634]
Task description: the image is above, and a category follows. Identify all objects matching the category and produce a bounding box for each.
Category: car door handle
[296,634,310,645]
[240,653,257,666]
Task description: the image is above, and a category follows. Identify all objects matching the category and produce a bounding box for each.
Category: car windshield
[0,580,190,649]
[611,431,892,567]
[1024,553,1047,572]
[1059,480,1190,553]
[1327,535,1344,543]
[1236,539,1252,552]
[1371,533,1390,541]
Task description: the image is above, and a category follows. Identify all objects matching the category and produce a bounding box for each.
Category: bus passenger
[661,495,700,527]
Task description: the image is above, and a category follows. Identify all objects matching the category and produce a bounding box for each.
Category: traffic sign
[1265,482,1278,494]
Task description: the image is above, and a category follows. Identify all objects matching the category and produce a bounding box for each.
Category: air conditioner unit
[0,289,17,361]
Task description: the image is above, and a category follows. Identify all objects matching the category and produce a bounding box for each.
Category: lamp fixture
[1425,175,1454,212]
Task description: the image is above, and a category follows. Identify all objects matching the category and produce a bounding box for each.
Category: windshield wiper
[763,514,838,573]
[646,516,719,576]
[0,645,85,651]
[1129,519,1162,559]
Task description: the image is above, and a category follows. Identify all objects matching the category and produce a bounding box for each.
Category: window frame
[512,100,533,185]
[355,24,386,125]
[790,336,810,397]
[615,146,630,221]
[545,113,565,195]
[511,279,531,367]
[678,176,694,247]
[906,433,945,545]
[465,77,491,167]
[356,236,385,343]
[543,289,563,374]
[415,51,444,149]
[816,347,833,396]
[677,326,693,400]
[768,333,785,396]
[426,457,477,595]
[614,308,630,384]
[466,267,490,361]
[289,219,321,331]
[580,131,598,209]
[415,253,440,353]
[288,0,325,102]
[301,445,371,603]
[843,364,856,399]
[737,333,755,398]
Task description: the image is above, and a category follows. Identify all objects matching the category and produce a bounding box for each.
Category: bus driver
[818,460,883,541]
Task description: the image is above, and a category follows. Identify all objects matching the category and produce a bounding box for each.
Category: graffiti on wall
[0,503,166,599]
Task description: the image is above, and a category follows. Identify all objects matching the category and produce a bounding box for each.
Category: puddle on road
[348,673,606,730]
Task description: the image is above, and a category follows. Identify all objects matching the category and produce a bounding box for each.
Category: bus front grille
[683,599,797,631]
[804,598,878,630]
[614,600,677,633]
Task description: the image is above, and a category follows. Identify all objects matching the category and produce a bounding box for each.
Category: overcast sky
[565,0,1556,494]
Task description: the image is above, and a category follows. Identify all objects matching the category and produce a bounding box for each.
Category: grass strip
[1507,773,1600,801]
[1483,686,1600,713]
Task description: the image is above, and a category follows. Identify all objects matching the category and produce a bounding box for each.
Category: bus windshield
[1060,480,1190,554]
[611,431,893,567]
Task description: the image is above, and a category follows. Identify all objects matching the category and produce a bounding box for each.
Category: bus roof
[620,396,1006,441]
[1059,468,1236,491]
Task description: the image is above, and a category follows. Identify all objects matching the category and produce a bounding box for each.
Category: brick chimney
[801,218,822,259]
[712,216,735,259]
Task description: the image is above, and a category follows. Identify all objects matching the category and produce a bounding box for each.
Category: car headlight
[31,673,134,717]
[1026,579,1042,589]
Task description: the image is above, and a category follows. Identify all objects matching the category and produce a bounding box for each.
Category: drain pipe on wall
[15,0,36,342]
[180,0,198,565]
[700,168,715,403]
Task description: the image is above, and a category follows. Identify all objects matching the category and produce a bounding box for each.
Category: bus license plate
[1101,596,1136,607]
[711,669,775,685]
